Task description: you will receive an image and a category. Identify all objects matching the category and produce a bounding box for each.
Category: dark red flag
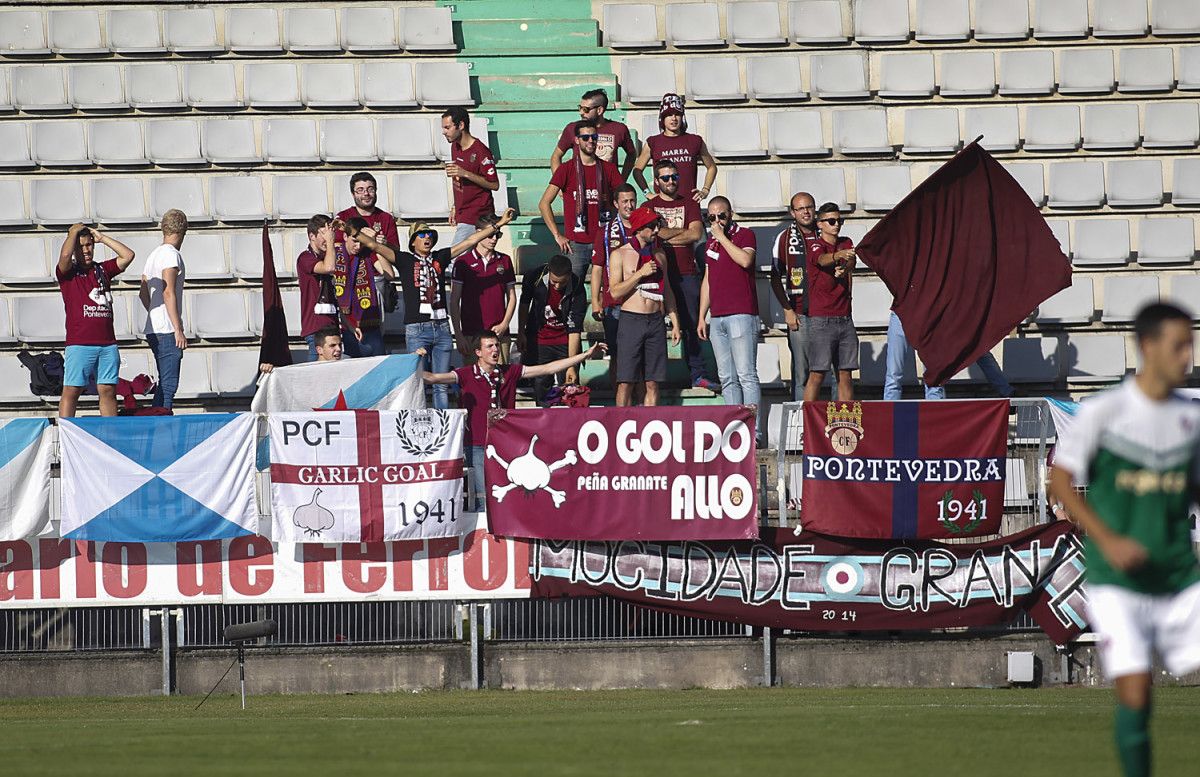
[855,142,1071,387]
[257,221,292,369]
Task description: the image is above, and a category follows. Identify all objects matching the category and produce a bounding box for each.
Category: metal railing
[487,597,751,642]
[1,607,149,652]
[178,601,460,648]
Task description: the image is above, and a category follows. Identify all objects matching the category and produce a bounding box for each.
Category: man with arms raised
[442,107,500,245]
[607,206,680,407]
[549,88,635,180]
[1050,303,1200,777]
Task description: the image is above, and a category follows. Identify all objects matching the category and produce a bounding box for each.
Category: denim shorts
[806,316,859,372]
[64,344,120,387]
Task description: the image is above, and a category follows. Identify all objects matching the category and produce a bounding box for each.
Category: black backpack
[17,351,64,397]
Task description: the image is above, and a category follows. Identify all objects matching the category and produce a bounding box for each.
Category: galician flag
[59,414,258,542]
[251,354,426,413]
[0,418,53,540]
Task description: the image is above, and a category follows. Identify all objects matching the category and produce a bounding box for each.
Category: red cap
[628,205,661,233]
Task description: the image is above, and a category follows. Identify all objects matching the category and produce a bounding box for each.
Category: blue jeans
[885,312,1012,398]
[304,333,319,361]
[407,320,453,409]
[465,444,486,509]
[708,313,762,438]
[342,326,385,359]
[668,270,709,383]
[146,333,182,409]
[568,241,593,283]
[453,223,476,246]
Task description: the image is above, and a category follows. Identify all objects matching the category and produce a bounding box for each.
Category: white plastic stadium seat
[1143,103,1200,149]
[264,119,321,164]
[91,178,151,226]
[1047,161,1105,209]
[14,295,68,343]
[175,352,213,400]
[185,63,243,110]
[1093,0,1148,37]
[1172,159,1200,206]
[180,233,231,281]
[211,350,266,397]
[854,0,909,44]
[415,62,472,107]
[723,168,784,214]
[1152,0,1200,36]
[226,9,283,54]
[302,63,359,110]
[245,64,302,110]
[1003,337,1060,383]
[789,1,848,44]
[203,119,262,165]
[274,176,329,221]
[901,108,960,155]
[379,117,437,162]
[392,172,452,220]
[1068,335,1128,382]
[1058,49,1115,95]
[833,109,891,155]
[878,53,935,99]
[164,9,223,56]
[1024,104,1081,153]
[666,3,725,47]
[89,122,147,166]
[685,58,745,102]
[1106,160,1164,208]
[998,50,1055,96]
[13,67,70,112]
[32,123,89,167]
[69,65,128,111]
[190,292,254,339]
[212,176,269,223]
[0,180,30,227]
[0,70,11,111]
[127,64,185,111]
[965,106,1020,152]
[49,10,106,56]
[341,7,400,53]
[401,7,457,51]
[1036,277,1093,325]
[284,9,342,54]
[150,177,210,223]
[1082,104,1140,151]
[790,167,850,211]
[851,282,892,329]
[0,123,34,169]
[706,113,766,158]
[915,0,969,42]
[1002,163,1046,207]
[939,52,996,98]
[1033,0,1088,39]
[747,56,807,101]
[857,166,911,212]
[1117,48,1175,93]
[322,119,379,164]
[975,0,1030,40]
[1170,276,1200,316]
[620,58,678,104]
[230,231,288,280]
[811,53,869,99]
[146,120,204,166]
[0,237,52,284]
[106,10,165,56]
[604,4,664,49]
[768,111,829,157]
[729,2,786,46]
[1102,276,1159,323]
[0,10,50,56]
[1073,219,1130,266]
[1138,218,1196,265]
[1045,219,1071,258]
[360,63,418,109]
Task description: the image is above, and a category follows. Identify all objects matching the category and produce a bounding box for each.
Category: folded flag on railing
[59,414,257,542]
[250,354,425,413]
[0,418,53,541]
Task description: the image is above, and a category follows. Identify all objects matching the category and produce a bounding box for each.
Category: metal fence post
[762,627,776,687]
[468,602,483,690]
[160,607,173,696]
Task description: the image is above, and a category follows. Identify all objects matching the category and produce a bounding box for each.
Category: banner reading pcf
[0,517,531,607]
[802,400,1009,539]
[485,406,760,542]
[532,521,1088,645]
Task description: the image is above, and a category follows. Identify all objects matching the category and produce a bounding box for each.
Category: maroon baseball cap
[628,206,661,233]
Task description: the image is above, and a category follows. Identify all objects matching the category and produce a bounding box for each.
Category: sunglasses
[579,104,601,112]
[486,230,503,239]
[415,231,435,240]
[657,174,679,182]
[705,212,730,223]
[819,217,845,225]
[577,134,597,141]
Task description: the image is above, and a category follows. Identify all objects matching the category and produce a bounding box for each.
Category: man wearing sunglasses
[450,212,517,362]
[540,119,625,281]
[644,160,714,391]
[549,88,635,180]
[803,203,858,403]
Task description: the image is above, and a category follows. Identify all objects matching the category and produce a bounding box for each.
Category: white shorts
[1085,581,1200,679]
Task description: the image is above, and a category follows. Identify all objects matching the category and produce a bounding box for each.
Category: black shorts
[616,310,667,384]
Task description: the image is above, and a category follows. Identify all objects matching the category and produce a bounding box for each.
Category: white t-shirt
[142,243,185,335]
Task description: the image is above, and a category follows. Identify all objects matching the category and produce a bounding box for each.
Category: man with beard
[441,107,500,245]
[770,192,817,401]
[336,172,399,248]
[549,88,635,180]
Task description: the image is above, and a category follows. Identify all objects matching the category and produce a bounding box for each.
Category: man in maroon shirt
[803,202,858,403]
[450,212,517,361]
[336,173,400,249]
[633,93,718,203]
[56,223,136,418]
[295,214,340,361]
[645,159,713,390]
[442,106,500,245]
[549,88,635,180]
[539,119,625,281]
[518,254,590,403]
[420,332,605,506]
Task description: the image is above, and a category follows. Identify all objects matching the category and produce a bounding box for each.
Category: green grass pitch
[1,687,1196,776]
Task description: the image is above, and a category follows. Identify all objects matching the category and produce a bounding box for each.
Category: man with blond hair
[140,209,189,409]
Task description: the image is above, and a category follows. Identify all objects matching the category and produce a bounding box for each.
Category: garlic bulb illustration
[293,489,335,537]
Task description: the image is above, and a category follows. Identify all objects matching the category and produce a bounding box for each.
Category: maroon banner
[531,521,1088,645]
[802,400,1008,540]
[485,406,759,541]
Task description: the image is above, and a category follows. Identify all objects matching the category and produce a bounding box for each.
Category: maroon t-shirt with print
[549,159,624,244]
[645,193,702,276]
[451,138,499,227]
[646,132,704,197]
[57,258,122,346]
[297,249,340,338]
[455,362,523,447]
[556,119,632,166]
[335,206,399,249]
[451,248,515,334]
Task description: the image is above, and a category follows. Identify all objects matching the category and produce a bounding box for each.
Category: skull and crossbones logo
[486,435,576,507]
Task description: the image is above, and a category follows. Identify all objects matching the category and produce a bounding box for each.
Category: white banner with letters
[269,410,467,543]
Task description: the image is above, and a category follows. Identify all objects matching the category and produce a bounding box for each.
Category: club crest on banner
[396,409,451,457]
[825,401,865,455]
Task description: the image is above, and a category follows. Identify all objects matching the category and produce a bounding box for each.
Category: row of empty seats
[0,60,472,112]
[713,157,1200,215]
[0,7,454,57]
[0,171,509,227]
[603,0,1200,48]
[618,46,1200,103]
[1035,273,1200,324]
[0,115,490,169]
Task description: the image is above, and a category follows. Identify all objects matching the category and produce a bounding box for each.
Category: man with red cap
[607,206,681,406]
[632,94,719,203]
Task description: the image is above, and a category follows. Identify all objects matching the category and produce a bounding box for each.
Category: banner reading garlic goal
[485,406,759,541]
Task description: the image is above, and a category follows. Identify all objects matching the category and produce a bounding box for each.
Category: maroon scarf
[573,153,609,236]
[332,244,379,326]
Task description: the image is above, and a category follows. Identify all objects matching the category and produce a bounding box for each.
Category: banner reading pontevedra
[485,407,759,541]
[802,400,1008,539]
[532,521,1088,645]
[270,410,465,543]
